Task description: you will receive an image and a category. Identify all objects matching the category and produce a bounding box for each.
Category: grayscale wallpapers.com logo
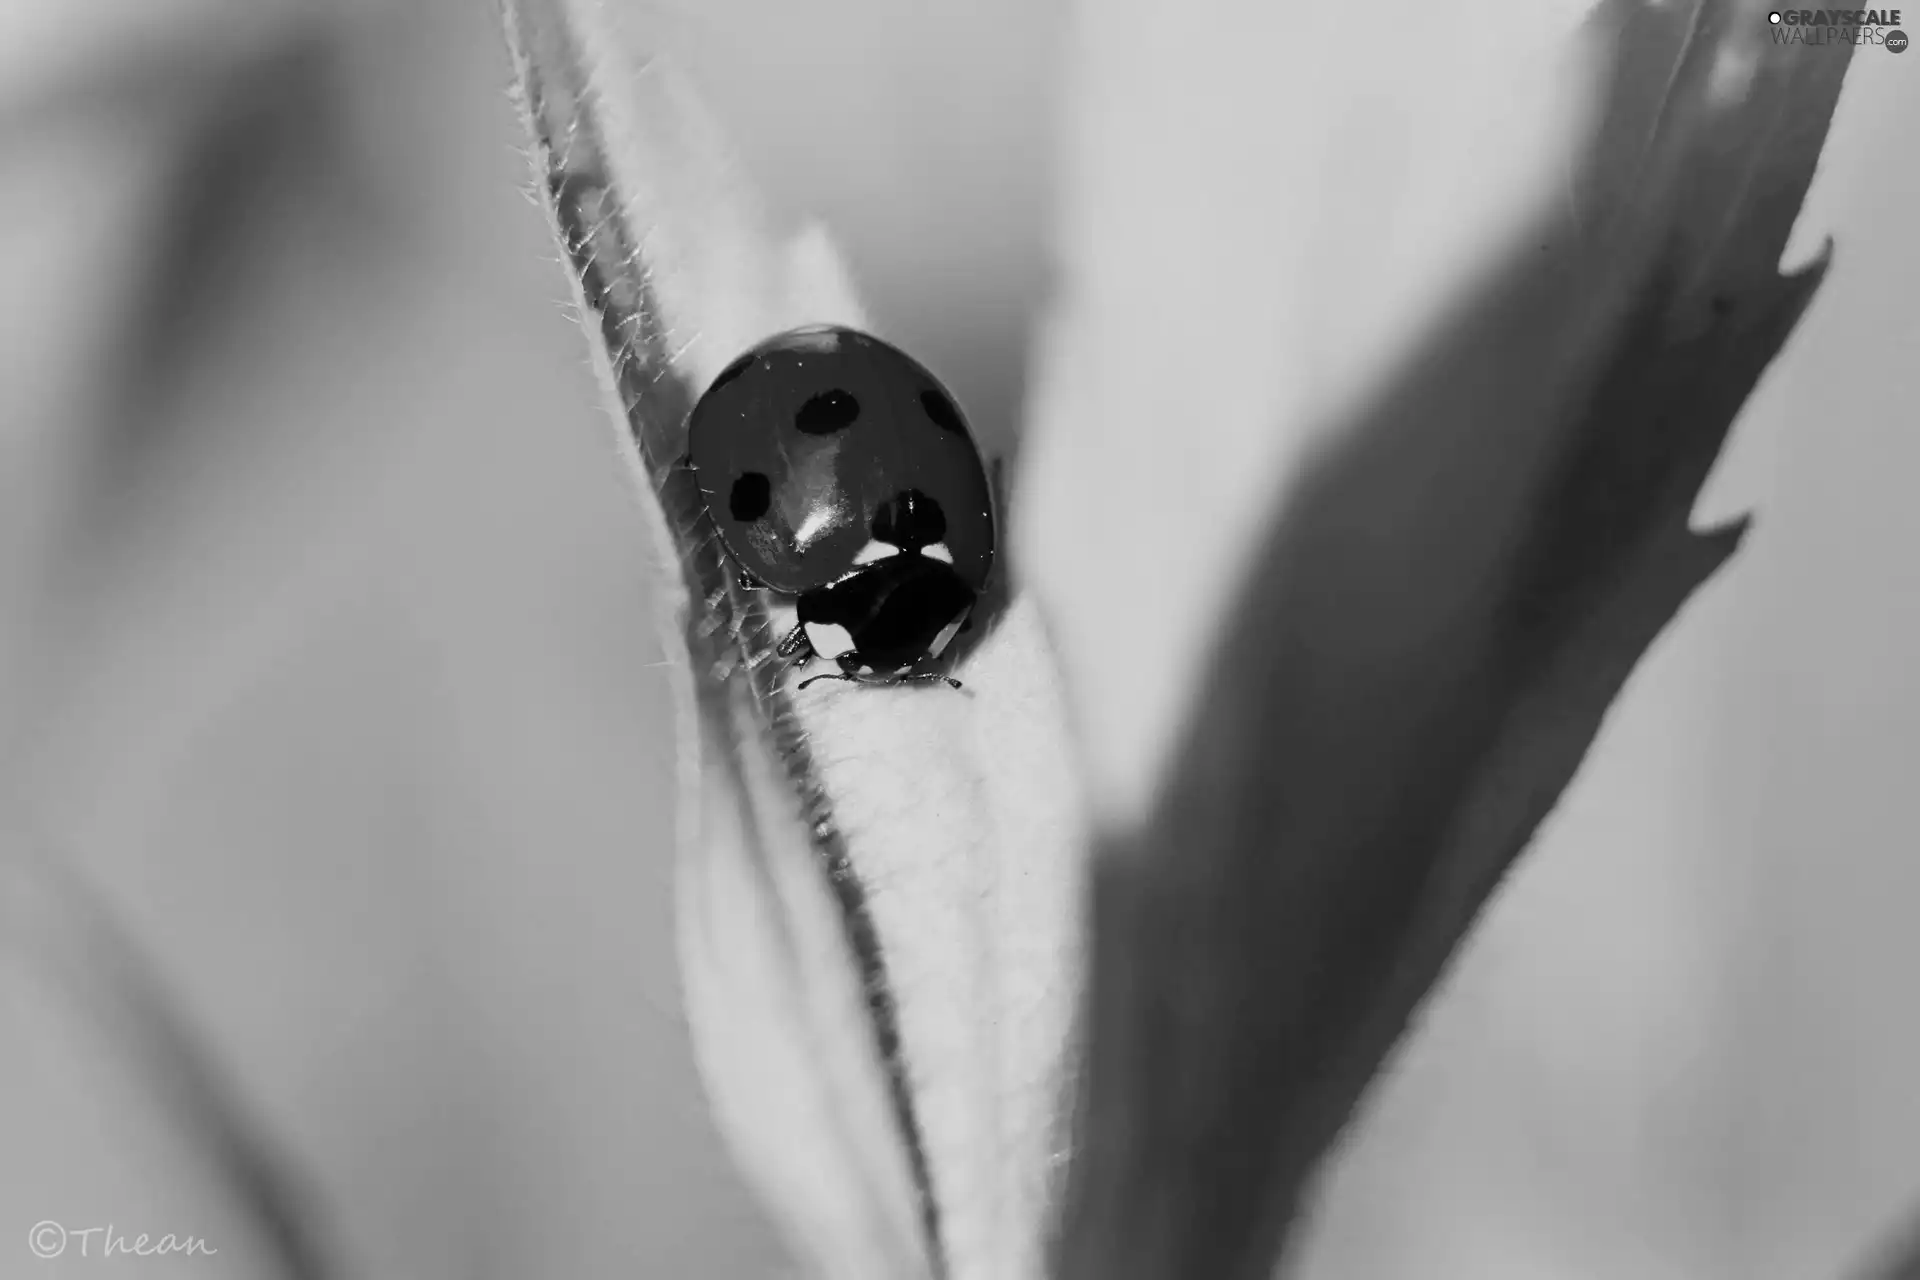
[1769,8,1911,50]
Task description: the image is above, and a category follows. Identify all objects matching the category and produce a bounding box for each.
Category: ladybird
[686,325,996,691]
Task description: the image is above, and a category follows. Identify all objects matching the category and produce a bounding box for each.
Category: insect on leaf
[499,4,1087,1278]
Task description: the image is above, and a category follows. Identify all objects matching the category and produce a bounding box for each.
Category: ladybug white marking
[849,539,954,566]
[928,614,967,659]
[803,621,857,661]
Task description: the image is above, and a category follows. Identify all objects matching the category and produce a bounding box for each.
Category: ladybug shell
[686,326,995,597]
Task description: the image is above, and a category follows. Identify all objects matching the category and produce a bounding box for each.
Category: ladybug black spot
[919,388,965,434]
[794,389,861,435]
[730,472,772,522]
[871,488,947,550]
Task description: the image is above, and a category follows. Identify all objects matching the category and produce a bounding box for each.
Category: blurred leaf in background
[2,0,787,1276]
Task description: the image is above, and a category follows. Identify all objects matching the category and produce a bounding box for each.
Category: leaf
[498,5,1087,1278]
[1011,0,1599,837]
[1048,3,1853,1279]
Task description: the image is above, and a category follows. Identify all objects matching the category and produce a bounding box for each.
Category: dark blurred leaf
[1849,1202,1920,1280]
[1051,3,1852,1279]
[108,32,351,445]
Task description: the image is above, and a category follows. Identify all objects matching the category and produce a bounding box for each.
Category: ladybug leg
[776,622,812,662]
[795,667,961,692]
[798,651,876,690]
[795,649,961,693]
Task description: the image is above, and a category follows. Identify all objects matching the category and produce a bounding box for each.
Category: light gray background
[1,2,1914,1278]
